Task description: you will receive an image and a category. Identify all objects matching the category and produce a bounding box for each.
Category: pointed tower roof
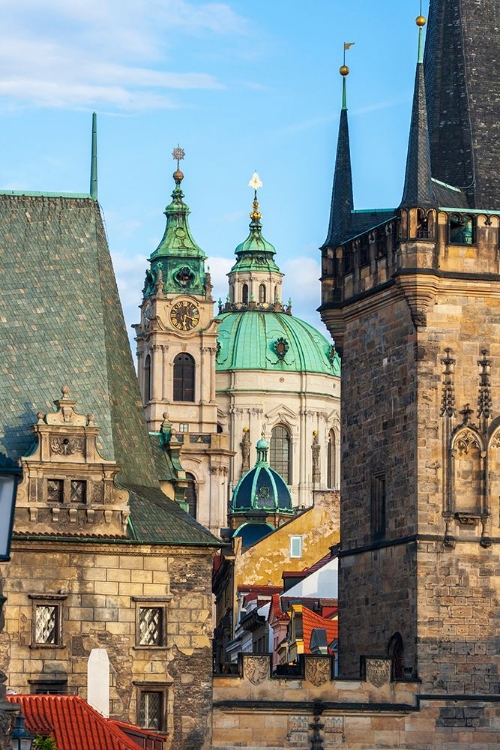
[144,148,208,299]
[425,0,500,210]
[400,14,435,209]
[322,58,354,249]
[151,148,205,262]
[230,173,281,274]
[90,112,98,200]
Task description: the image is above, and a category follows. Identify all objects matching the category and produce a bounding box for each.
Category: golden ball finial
[339,64,349,77]
[416,14,426,27]
[173,169,184,183]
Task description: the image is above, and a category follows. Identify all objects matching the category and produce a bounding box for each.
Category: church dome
[230,439,294,516]
[216,310,340,376]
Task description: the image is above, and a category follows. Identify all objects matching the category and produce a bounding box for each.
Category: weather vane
[172,146,185,170]
[248,172,263,193]
[248,172,263,223]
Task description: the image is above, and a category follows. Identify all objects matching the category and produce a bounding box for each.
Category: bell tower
[134,148,231,534]
[320,8,500,695]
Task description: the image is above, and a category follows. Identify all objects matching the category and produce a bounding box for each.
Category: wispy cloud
[0,0,248,111]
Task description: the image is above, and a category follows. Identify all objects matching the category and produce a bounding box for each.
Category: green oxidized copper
[216,310,341,376]
[144,166,207,299]
[230,194,281,274]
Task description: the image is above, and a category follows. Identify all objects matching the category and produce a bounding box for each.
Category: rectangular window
[138,607,164,647]
[179,423,189,433]
[290,536,302,559]
[35,604,60,645]
[371,473,386,539]
[70,480,86,504]
[138,690,164,730]
[47,479,64,503]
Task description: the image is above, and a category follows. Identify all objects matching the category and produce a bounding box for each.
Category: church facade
[134,165,341,537]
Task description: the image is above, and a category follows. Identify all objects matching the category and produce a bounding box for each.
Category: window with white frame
[290,536,302,558]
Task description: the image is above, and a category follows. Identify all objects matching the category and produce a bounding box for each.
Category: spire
[143,147,207,299]
[424,0,500,209]
[322,48,354,249]
[399,13,435,209]
[150,147,205,262]
[90,112,98,200]
[230,173,281,274]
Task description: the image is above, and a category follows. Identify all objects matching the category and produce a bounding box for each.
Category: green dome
[230,442,294,516]
[216,311,341,376]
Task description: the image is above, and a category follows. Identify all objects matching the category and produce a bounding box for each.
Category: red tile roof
[301,607,338,654]
[268,593,289,623]
[6,695,160,750]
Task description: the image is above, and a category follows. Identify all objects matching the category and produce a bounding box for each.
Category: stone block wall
[0,540,214,750]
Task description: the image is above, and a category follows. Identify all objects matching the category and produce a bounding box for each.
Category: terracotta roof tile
[7,695,155,750]
[301,607,338,654]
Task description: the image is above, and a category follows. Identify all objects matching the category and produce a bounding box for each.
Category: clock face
[170,300,200,331]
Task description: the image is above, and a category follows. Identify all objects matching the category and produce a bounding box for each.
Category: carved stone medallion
[305,657,331,686]
[365,658,391,688]
[243,655,269,685]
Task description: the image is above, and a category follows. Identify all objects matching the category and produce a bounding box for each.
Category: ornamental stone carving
[365,658,391,688]
[50,436,84,457]
[305,657,330,686]
[243,655,269,685]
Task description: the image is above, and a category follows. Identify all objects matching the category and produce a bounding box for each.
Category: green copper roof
[230,196,281,274]
[0,193,219,548]
[150,172,205,262]
[230,440,293,516]
[144,170,208,298]
[216,310,340,376]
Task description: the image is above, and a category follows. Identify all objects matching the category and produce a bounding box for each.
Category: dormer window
[449,213,474,245]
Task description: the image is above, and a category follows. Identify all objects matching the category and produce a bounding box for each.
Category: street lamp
[0,462,21,562]
[10,712,34,750]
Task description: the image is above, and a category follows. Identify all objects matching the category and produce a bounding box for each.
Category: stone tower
[320,3,500,694]
[134,150,231,535]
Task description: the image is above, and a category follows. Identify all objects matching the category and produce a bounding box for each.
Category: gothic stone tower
[134,152,231,535]
[320,3,500,694]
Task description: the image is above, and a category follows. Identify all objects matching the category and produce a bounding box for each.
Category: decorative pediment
[15,387,129,537]
[265,403,297,425]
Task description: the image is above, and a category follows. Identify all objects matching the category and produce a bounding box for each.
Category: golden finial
[172,145,185,182]
[339,65,349,77]
[248,172,263,222]
[416,14,426,27]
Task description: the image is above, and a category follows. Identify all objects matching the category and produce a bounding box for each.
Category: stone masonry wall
[0,540,214,750]
[339,296,418,678]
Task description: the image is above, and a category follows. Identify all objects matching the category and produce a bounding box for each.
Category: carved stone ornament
[455,428,481,457]
[305,657,330,686]
[243,655,269,685]
[273,337,289,360]
[45,386,87,426]
[50,436,84,456]
[365,658,391,688]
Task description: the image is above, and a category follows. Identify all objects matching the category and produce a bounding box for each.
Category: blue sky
[0,0,429,342]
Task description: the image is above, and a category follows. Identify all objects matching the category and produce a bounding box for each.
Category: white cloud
[282,256,321,307]
[0,0,247,111]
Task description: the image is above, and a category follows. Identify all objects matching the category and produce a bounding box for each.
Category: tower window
[242,284,249,305]
[449,214,474,245]
[371,473,386,539]
[138,607,164,647]
[138,690,165,730]
[270,425,292,484]
[173,353,195,402]
[327,430,336,489]
[70,480,86,504]
[259,284,266,303]
[144,354,152,402]
[47,479,64,503]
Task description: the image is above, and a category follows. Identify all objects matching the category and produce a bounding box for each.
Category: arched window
[144,355,152,402]
[274,285,278,302]
[327,429,336,489]
[388,633,404,680]
[449,213,474,245]
[259,284,266,303]
[185,472,197,519]
[173,353,195,402]
[270,425,291,484]
[242,284,249,305]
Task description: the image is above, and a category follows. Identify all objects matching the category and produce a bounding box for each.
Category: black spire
[322,72,354,249]
[424,0,500,209]
[400,17,435,209]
